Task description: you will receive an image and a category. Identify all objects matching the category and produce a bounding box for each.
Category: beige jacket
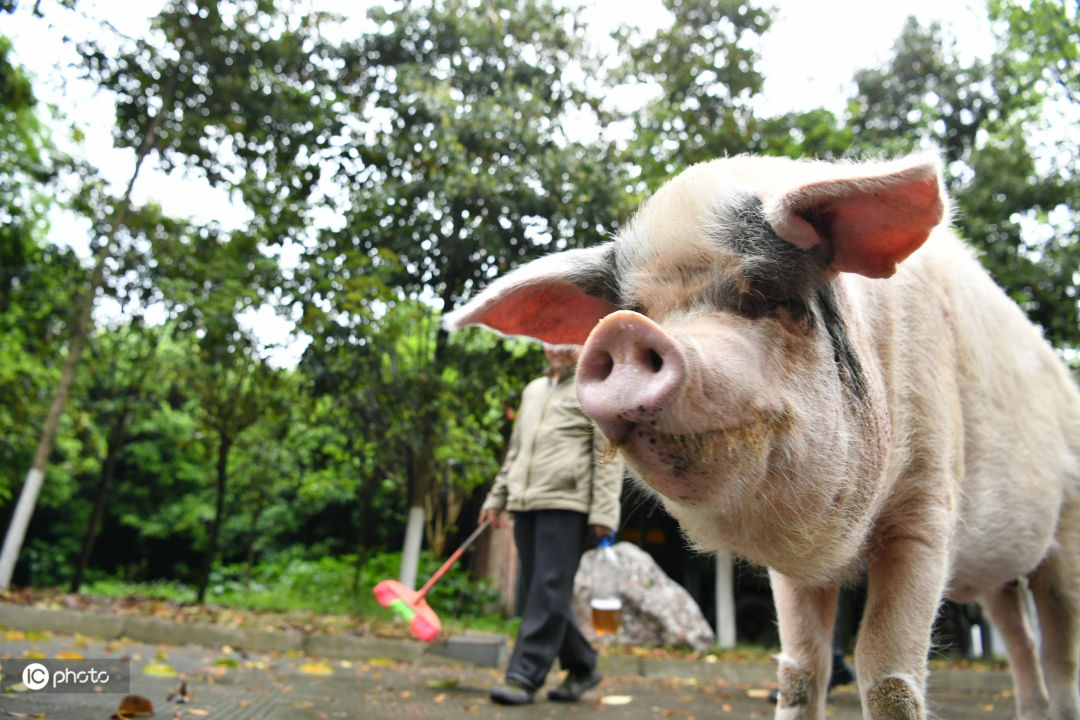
[481,367,623,530]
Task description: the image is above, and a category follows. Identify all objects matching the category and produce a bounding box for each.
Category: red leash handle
[415,519,492,601]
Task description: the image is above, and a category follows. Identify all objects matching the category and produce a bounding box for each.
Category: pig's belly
[944,515,1056,604]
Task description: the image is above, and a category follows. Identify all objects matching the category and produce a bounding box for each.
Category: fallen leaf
[299,662,334,676]
[0,704,47,718]
[3,631,25,641]
[22,652,45,660]
[746,688,772,699]
[600,695,633,705]
[367,657,394,666]
[112,694,154,718]
[142,663,179,677]
[433,694,446,703]
[187,710,209,716]
[213,658,240,668]
[426,679,458,690]
[55,651,83,660]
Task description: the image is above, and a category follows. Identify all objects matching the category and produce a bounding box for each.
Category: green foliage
[0,36,86,504]
[840,15,1080,351]
[83,549,503,623]
[614,0,771,183]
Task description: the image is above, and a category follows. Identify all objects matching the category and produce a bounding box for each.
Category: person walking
[479,343,624,706]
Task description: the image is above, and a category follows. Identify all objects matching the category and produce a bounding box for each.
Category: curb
[0,603,425,663]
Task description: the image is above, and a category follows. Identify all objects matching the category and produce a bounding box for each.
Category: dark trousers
[506,509,596,691]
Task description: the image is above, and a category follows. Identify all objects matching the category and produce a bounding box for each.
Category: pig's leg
[855,535,949,720]
[979,581,1050,720]
[769,572,838,720]
[1028,543,1080,720]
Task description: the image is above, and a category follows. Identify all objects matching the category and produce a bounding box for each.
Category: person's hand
[479,507,504,529]
[592,525,613,540]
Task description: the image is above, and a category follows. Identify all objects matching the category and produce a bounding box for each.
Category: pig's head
[445,153,946,570]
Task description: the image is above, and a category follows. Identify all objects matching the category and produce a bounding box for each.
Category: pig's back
[871,230,1080,601]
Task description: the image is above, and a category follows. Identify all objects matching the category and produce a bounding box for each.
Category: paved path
[0,603,1020,719]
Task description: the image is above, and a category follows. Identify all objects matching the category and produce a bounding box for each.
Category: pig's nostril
[587,351,615,382]
[648,349,663,373]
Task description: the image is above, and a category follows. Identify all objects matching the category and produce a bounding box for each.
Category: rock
[572,541,716,651]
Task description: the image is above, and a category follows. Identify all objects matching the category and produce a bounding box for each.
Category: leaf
[113,694,154,718]
[54,651,83,660]
[298,662,334,676]
[426,679,458,689]
[600,695,633,705]
[142,663,179,677]
[0,708,47,718]
[213,658,240,668]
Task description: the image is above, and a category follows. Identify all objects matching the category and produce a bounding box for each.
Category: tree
[612,0,772,185]
[299,0,627,585]
[0,0,360,587]
[0,34,92,587]
[68,322,166,591]
[0,37,85,502]
[844,16,1080,352]
[186,335,279,604]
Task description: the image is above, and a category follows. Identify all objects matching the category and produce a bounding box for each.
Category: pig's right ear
[442,245,617,345]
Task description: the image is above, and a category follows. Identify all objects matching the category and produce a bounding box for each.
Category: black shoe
[829,655,855,690]
[548,668,603,702]
[491,678,535,705]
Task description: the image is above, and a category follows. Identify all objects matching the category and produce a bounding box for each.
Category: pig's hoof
[866,676,922,720]
[776,660,813,708]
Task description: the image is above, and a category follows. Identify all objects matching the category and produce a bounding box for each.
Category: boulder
[572,541,715,651]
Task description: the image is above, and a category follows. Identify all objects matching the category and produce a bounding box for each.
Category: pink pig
[444,153,1080,720]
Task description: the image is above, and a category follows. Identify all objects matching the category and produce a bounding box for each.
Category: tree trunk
[0,67,179,590]
[397,269,460,587]
[196,431,232,604]
[243,496,266,589]
[70,407,133,592]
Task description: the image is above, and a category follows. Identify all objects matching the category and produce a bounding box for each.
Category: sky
[4,0,997,365]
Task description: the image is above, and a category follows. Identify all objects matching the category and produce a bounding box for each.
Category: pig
[444,152,1080,720]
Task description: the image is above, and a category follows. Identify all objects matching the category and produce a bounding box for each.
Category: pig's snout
[577,311,686,445]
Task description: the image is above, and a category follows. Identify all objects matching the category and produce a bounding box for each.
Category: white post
[715,549,736,648]
[399,505,426,590]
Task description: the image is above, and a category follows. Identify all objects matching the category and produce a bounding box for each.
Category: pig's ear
[442,245,617,345]
[762,153,946,279]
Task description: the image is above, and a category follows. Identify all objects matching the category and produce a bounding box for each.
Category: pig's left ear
[762,153,946,279]
[442,245,617,345]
